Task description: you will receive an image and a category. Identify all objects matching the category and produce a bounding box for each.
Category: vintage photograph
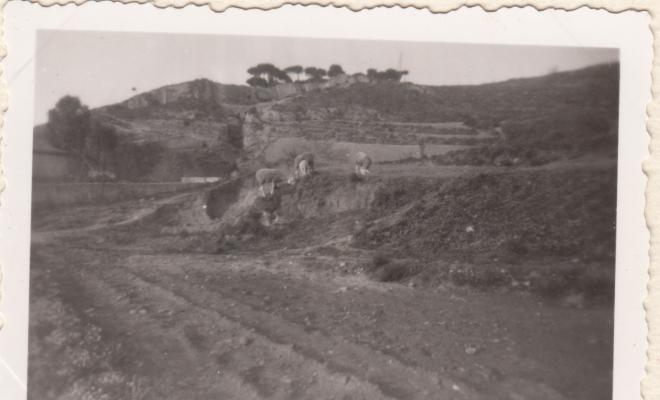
[27,29,620,399]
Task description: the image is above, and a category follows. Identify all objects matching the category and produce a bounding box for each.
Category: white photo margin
[0,3,653,400]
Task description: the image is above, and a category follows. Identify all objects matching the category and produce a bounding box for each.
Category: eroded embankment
[199,166,616,263]
[128,165,615,303]
[350,167,616,303]
[354,168,617,261]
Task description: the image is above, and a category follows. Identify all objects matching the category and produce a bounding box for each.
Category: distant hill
[272,63,618,124]
[243,63,618,163]
[34,63,619,181]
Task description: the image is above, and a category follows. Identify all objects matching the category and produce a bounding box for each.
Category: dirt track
[30,239,612,398]
[28,177,614,400]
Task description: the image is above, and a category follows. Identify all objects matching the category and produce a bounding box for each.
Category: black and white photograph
[1,3,653,400]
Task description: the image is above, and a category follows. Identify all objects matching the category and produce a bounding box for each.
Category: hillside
[270,64,617,122]
[34,63,619,181]
[265,63,618,147]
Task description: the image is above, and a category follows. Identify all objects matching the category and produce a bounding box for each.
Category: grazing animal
[354,151,372,177]
[292,152,315,182]
[255,168,286,197]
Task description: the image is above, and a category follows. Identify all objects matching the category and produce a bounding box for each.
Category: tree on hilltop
[246,76,269,88]
[366,68,408,82]
[256,63,278,84]
[284,65,304,81]
[272,68,292,84]
[46,96,120,179]
[304,67,327,82]
[328,64,345,78]
[381,69,403,81]
[246,63,292,87]
[47,96,91,153]
[304,67,317,80]
[247,65,263,78]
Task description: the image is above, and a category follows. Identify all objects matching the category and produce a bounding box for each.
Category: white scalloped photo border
[0,2,656,400]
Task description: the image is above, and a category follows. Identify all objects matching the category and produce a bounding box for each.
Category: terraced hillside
[33,63,618,181]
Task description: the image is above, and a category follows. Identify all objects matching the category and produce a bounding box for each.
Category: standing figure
[354,151,372,177]
[255,168,286,198]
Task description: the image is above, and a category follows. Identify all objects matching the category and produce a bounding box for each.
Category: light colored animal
[354,151,372,176]
[298,159,311,177]
[291,152,315,182]
[255,168,286,197]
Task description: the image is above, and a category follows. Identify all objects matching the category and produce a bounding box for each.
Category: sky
[34,30,618,124]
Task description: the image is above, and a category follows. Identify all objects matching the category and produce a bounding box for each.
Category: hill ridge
[106,62,619,113]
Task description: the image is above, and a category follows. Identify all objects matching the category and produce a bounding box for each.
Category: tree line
[246,63,409,87]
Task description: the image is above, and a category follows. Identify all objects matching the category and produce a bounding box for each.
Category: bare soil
[28,164,614,400]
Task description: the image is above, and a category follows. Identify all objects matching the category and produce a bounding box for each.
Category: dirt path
[28,172,614,400]
[29,228,613,400]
